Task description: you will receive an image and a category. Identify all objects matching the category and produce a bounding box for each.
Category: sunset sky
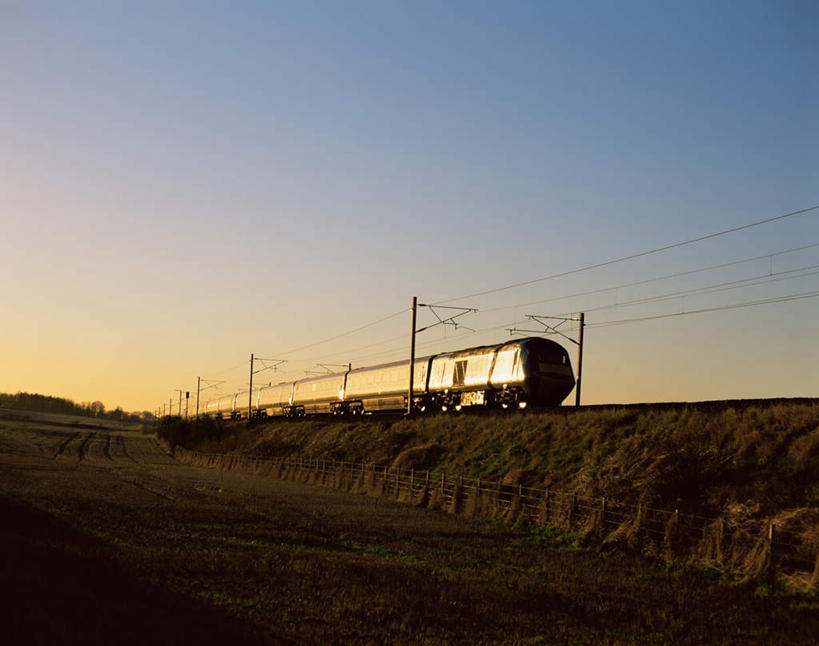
[2,1,817,414]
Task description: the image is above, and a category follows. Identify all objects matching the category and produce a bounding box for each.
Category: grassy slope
[167,400,819,518]
[161,400,819,589]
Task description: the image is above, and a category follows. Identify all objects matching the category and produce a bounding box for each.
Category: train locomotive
[204,337,575,419]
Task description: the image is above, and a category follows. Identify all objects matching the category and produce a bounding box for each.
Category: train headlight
[455,405,462,412]
[518,401,528,409]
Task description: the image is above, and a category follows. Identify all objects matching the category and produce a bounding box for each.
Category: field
[1,412,817,645]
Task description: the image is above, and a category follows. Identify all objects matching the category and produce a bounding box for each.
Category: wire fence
[173,448,819,586]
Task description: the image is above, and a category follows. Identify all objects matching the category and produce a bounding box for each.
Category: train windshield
[535,344,568,369]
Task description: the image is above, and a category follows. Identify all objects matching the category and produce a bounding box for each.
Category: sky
[1,1,817,413]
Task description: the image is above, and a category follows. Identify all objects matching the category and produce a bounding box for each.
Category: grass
[4,410,818,644]
[179,400,819,516]
[162,399,819,591]
[164,400,819,516]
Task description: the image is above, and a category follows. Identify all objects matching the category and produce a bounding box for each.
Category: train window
[537,345,566,365]
[453,360,467,386]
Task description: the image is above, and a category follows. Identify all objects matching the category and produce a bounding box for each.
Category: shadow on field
[0,495,272,646]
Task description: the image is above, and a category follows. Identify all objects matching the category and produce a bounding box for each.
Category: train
[203,337,575,419]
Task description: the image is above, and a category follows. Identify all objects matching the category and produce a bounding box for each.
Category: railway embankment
[158,398,819,588]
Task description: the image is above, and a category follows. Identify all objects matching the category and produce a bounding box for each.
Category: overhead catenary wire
[586,290,819,329]
[196,307,408,388]
[433,205,819,305]
[480,242,819,314]
[315,319,524,368]
[570,264,819,316]
[297,253,819,368]
[344,268,819,364]
[271,307,408,357]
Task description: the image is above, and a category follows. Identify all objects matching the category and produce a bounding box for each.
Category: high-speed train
[203,337,575,419]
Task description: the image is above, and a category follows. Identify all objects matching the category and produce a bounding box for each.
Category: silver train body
[204,337,575,419]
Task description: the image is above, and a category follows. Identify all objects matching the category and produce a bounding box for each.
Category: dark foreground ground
[0,421,816,645]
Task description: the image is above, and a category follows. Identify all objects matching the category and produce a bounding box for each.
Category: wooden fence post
[768,522,777,585]
[544,489,551,524]
[716,517,724,562]
[636,503,644,538]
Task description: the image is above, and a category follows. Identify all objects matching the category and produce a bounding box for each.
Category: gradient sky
[2,1,817,413]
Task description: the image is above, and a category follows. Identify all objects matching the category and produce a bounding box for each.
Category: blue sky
[1,1,817,411]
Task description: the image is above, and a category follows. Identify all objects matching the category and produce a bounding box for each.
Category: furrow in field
[77,432,96,461]
[102,433,113,461]
[53,432,80,459]
[115,434,137,462]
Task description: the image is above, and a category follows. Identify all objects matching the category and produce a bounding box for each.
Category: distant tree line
[0,391,155,423]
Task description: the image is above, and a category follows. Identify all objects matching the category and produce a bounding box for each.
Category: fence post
[768,522,777,585]
[544,489,551,524]
[716,517,724,562]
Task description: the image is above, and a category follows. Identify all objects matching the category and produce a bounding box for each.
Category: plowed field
[0,421,816,645]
